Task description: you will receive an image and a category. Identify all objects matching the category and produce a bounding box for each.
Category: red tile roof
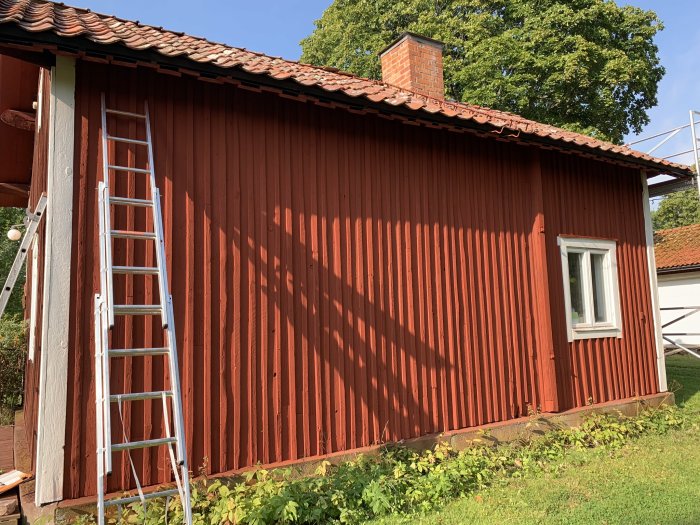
[0,0,693,177]
[655,223,700,272]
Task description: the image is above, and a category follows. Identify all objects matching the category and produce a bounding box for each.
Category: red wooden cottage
[0,0,694,510]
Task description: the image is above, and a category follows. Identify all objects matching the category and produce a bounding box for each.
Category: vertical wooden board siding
[65,61,589,499]
[540,152,659,410]
[0,55,38,199]
[22,68,51,466]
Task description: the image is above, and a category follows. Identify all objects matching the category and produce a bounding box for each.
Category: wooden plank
[0,471,30,496]
[0,494,18,516]
[0,427,13,472]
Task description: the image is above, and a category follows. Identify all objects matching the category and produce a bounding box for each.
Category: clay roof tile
[0,0,692,177]
[655,223,700,271]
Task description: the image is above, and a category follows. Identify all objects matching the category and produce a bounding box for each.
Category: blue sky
[71,1,699,163]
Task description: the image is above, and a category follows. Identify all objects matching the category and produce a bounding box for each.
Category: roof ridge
[37,1,519,121]
[46,0,380,80]
[46,0,292,61]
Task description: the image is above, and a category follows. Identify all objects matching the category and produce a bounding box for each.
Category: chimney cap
[378,32,444,57]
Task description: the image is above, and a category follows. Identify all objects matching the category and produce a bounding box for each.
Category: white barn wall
[657,270,700,348]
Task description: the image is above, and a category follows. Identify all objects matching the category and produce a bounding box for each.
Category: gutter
[657,264,700,275]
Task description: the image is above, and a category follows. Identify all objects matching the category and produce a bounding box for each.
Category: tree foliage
[0,207,26,319]
[0,207,28,424]
[0,316,27,424]
[300,0,664,143]
[652,188,700,231]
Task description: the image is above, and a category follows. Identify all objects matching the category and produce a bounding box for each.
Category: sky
[68,0,700,164]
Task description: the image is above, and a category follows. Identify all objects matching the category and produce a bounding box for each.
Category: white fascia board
[640,172,667,393]
[35,55,76,506]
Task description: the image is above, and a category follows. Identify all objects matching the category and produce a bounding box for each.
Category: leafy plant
[0,316,27,425]
[0,207,27,318]
[82,405,689,525]
[652,188,700,231]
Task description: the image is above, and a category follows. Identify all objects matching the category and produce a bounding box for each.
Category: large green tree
[301,0,664,143]
[652,188,700,231]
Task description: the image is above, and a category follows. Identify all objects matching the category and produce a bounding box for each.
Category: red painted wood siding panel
[22,67,50,466]
[540,152,659,410]
[0,54,39,204]
[64,62,547,499]
[62,61,649,500]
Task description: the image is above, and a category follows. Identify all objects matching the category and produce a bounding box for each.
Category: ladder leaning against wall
[94,93,192,525]
[0,194,47,320]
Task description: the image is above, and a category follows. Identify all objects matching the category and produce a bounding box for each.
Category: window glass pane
[568,251,586,325]
[591,253,607,323]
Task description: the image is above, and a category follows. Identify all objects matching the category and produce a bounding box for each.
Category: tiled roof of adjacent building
[0,0,693,177]
[655,223,700,272]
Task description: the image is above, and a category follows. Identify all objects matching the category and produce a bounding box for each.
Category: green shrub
[88,404,688,525]
[0,316,27,425]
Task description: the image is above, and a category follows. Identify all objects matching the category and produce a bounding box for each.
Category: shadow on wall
[69,67,555,497]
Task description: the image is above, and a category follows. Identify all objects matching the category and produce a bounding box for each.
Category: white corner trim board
[640,172,667,393]
[35,55,76,506]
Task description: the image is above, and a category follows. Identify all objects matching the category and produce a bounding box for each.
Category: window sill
[569,327,622,341]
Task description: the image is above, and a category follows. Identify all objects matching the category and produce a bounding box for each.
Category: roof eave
[657,264,700,275]
[0,25,692,178]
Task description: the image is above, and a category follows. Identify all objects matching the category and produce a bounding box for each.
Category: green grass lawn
[372,355,700,525]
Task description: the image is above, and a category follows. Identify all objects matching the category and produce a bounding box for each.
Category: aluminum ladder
[0,194,47,319]
[94,94,192,525]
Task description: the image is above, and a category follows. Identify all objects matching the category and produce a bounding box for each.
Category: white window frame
[558,236,622,342]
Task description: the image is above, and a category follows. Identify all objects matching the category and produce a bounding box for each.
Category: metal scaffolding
[628,110,700,361]
[661,307,700,360]
[626,109,700,199]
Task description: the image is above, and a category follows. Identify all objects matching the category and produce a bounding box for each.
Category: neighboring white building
[655,223,700,349]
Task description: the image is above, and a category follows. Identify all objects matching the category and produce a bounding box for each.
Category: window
[558,237,622,341]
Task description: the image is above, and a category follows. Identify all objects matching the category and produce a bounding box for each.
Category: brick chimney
[379,32,445,100]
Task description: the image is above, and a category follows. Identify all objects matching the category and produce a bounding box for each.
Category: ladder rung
[113,304,162,315]
[104,488,181,508]
[109,196,153,207]
[113,265,159,275]
[107,135,149,146]
[105,108,147,119]
[111,437,177,452]
[111,230,157,240]
[109,347,170,357]
[108,165,151,174]
[110,390,173,402]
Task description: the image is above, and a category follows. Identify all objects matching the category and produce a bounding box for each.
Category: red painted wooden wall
[540,153,659,408]
[56,61,658,500]
[22,67,50,466]
[0,54,39,206]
